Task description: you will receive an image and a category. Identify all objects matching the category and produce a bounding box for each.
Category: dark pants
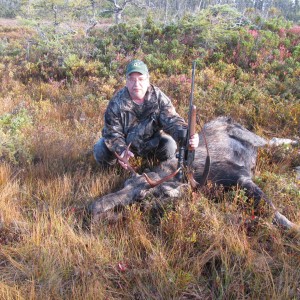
[93,134,177,166]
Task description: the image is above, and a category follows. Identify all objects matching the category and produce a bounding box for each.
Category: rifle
[176,61,197,181]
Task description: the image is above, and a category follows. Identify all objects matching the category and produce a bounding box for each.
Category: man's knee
[93,138,117,166]
[157,135,177,161]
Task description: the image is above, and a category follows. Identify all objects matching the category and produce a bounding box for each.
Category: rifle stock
[185,105,196,167]
[188,105,196,151]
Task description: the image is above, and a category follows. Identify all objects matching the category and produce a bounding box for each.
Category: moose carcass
[91,116,298,230]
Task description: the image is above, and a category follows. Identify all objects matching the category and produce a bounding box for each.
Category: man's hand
[189,133,199,149]
[118,149,134,170]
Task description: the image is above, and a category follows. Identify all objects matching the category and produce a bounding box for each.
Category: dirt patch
[0,17,112,30]
[0,18,21,27]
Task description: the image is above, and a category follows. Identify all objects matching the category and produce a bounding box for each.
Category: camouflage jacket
[102,85,187,156]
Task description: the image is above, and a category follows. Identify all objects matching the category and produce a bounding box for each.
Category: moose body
[91,116,297,229]
[192,117,267,207]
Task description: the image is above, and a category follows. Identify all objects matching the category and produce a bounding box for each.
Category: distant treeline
[0,0,299,23]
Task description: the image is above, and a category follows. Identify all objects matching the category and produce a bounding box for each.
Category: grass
[0,21,300,299]
[1,153,299,298]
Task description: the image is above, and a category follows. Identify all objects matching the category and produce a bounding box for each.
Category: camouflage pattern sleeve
[101,101,127,155]
[156,88,188,142]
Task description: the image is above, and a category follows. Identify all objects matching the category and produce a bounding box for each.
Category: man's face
[126,72,150,101]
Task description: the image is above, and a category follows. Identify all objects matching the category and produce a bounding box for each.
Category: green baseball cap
[126,60,148,76]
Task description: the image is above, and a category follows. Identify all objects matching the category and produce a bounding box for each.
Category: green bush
[0,108,33,164]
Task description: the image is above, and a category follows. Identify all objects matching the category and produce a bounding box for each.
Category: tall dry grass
[0,23,300,299]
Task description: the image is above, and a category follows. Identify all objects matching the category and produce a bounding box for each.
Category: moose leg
[238,176,298,230]
[238,176,276,210]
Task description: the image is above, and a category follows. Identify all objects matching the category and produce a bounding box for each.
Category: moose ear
[228,126,267,147]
